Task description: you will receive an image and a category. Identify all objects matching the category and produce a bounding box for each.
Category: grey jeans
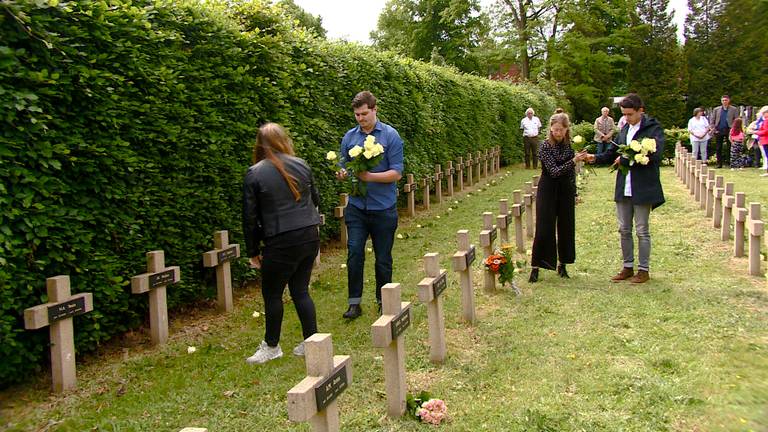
[616,199,652,271]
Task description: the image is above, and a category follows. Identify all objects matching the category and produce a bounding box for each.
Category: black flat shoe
[528,268,539,283]
[557,264,570,278]
[342,304,362,319]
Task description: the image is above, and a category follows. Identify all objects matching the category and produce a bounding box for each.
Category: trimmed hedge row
[0,0,557,386]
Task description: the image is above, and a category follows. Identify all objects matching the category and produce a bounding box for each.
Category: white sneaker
[293,341,305,357]
[246,341,283,364]
[761,173,768,177]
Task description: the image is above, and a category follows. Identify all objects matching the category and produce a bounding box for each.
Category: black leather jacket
[242,154,321,257]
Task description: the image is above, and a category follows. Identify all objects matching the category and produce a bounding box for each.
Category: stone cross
[417,253,447,363]
[24,276,93,393]
[475,151,482,182]
[287,333,352,432]
[434,164,443,204]
[721,183,735,242]
[494,147,501,173]
[131,250,181,345]
[404,174,417,217]
[451,230,476,324]
[705,170,716,216]
[690,160,700,196]
[456,157,464,192]
[334,193,349,245]
[202,230,240,313]
[524,182,534,239]
[687,156,695,192]
[695,164,706,205]
[479,212,497,292]
[497,199,511,244]
[712,176,724,228]
[446,161,455,197]
[733,192,747,258]
[512,190,525,253]
[483,149,489,178]
[747,203,764,276]
[420,176,431,210]
[465,154,473,186]
[371,283,411,417]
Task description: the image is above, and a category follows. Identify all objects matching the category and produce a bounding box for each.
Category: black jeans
[714,129,730,167]
[261,240,319,347]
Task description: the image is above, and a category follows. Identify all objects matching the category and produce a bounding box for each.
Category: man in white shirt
[520,107,542,169]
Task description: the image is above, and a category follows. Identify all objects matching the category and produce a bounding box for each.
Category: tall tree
[683,0,725,110]
[276,0,327,38]
[371,0,488,74]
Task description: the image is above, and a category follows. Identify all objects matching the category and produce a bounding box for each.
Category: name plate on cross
[432,272,447,298]
[47,297,87,323]
[314,364,349,412]
[217,246,238,264]
[149,269,177,289]
[489,228,497,243]
[466,245,476,267]
[391,307,411,340]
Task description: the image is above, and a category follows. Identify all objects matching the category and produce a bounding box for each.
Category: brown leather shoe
[610,267,634,282]
[629,270,650,284]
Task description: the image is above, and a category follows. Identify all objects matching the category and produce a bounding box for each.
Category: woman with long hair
[243,123,322,364]
[729,117,750,169]
[529,113,589,282]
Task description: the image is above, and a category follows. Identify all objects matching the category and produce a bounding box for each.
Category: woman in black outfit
[529,113,588,282]
[243,123,321,364]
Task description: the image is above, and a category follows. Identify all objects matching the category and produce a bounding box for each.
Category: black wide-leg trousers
[531,173,576,270]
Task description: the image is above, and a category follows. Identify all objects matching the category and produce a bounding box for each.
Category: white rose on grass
[349,145,363,158]
[187,346,196,354]
[397,233,404,239]
[252,311,261,318]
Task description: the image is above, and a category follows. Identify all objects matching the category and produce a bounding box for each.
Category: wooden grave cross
[512,190,526,253]
[497,199,511,244]
[446,161,455,197]
[524,181,534,239]
[712,175,725,228]
[694,163,705,204]
[287,333,352,432]
[24,275,93,393]
[721,182,735,241]
[686,155,695,191]
[747,203,764,276]
[705,170,716,216]
[475,151,482,182]
[733,192,747,258]
[202,230,240,313]
[420,175,431,210]
[483,149,489,178]
[688,159,697,195]
[403,174,417,217]
[456,157,464,192]
[417,253,448,364]
[434,164,443,204]
[334,193,349,244]
[131,250,181,345]
[465,154,473,186]
[451,230,476,324]
[479,212,497,292]
[371,283,412,417]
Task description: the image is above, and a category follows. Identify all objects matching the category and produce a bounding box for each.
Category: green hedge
[0,0,557,386]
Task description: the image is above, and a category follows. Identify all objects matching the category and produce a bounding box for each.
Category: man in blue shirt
[337,91,404,319]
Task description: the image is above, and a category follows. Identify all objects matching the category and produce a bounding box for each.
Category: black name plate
[149,269,176,289]
[314,365,349,412]
[217,246,238,264]
[504,214,511,225]
[432,272,447,298]
[465,245,476,267]
[448,168,455,176]
[489,229,497,243]
[48,297,86,323]
[390,307,411,340]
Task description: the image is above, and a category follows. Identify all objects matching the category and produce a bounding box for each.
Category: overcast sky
[292,0,690,44]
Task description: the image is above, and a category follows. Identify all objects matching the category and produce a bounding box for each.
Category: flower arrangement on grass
[610,137,657,175]
[406,391,447,425]
[335,135,384,196]
[484,244,525,295]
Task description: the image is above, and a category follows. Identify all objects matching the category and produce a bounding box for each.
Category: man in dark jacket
[709,94,739,168]
[586,93,665,284]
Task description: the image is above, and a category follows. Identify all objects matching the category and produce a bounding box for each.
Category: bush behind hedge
[0,0,557,386]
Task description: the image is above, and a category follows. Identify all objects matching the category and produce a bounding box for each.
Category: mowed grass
[1,165,766,431]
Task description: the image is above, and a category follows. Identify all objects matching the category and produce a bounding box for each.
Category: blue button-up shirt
[340,120,404,210]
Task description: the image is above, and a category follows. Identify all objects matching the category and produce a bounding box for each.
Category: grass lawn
[1,165,766,431]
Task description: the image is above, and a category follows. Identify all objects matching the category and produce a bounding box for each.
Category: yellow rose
[641,138,656,152]
[363,149,375,159]
[634,153,645,164]
[326,151,337,161]
[364,135,376,145]
[375,143,384,153]
[630,140,642,152]
[573,135,583,145]
[348,145,363,158]
[639,155,650,165]
[364,141,376,152]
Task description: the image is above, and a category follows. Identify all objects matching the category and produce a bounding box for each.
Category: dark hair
[721,94,730,99]
[352,91,377,109]
[253,123,301,201]
[619,93,644,110]
[730,117,743,135]
[554,107,564,114]
[693,107,703,116]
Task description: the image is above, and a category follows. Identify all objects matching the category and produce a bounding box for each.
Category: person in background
[687,107,711,162]
[594,107,616,155]
[243,123,321,364]
[746,106,768,170]
[528,113,589,283]
[709,94,739,168]
[520,108,542,169]
[337,91,404,319]
[585,93,665,284]
[729,117,750,169]
[617,113,627,131]
[753,108,768,177]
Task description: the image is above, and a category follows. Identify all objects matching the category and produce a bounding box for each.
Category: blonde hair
[253,123,301,201]
[547,113,571,144]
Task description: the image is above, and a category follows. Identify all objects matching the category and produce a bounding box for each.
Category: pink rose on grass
[417,398,447,425]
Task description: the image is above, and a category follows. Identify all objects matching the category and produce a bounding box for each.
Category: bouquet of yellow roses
[610,137,657,175]
[340,135,385,196]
